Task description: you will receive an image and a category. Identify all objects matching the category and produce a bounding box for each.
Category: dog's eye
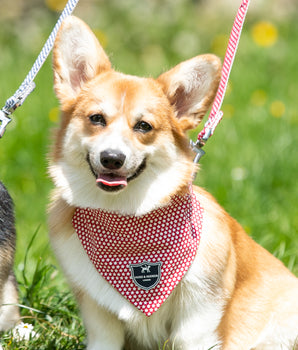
[89,114,106,126]
[133,121,153,133]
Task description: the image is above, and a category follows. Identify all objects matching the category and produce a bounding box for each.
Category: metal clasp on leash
[190,136,209,180]
[6,81,36,114]
[0,110,11,138]
[190,139,205,181]
[0,81,36,138]
[190,110,223,180]
[191,110,223,165]
[190,139,206,164]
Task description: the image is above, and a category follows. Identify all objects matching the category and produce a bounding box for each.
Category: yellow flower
[251,21,278,47]
[45,0,68,12]
[270,100,285,118]
[251,89,267,107]
[49,106,60,122]
[93,29,108,48]
[211,34,229,57]
[222,104,235,119]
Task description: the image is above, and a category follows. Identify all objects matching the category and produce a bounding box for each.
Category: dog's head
[50,16,221,214]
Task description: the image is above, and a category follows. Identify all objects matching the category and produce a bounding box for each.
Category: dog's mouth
[87,155,146,192]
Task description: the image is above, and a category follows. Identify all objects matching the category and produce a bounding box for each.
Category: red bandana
[72,190,203,316]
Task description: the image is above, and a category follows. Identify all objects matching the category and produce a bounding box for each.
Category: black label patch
[129,261,162,290]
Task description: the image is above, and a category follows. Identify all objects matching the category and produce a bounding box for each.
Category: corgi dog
[48,16,298,350]
[0,182,19,331]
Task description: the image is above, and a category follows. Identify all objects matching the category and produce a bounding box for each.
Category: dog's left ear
[157,55,221,131]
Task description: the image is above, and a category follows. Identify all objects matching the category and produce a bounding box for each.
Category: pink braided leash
[193,0,251,160]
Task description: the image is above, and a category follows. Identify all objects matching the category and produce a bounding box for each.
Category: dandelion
[45,0,67,12]
[211,34,229,57]
[251,89,267,107]
[222,104,235,119]
[93,29,108,48]
[270,100,285,118]
[48,106,60,123]
[12,322,39,341]
[251,21,278,47]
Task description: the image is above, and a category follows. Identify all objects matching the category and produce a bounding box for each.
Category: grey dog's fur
[0,182,19,330]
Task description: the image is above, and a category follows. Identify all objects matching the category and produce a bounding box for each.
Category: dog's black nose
[100,149,126,170]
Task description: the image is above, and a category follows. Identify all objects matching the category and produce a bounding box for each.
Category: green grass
[0,230,85,349]
[0,0,297,348]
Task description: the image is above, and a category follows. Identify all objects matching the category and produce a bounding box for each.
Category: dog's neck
[50,158,194,216]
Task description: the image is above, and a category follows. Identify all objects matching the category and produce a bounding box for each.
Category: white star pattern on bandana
[72,189,203,316]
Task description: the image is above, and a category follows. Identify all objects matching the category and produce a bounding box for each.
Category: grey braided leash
[0,0,80,138]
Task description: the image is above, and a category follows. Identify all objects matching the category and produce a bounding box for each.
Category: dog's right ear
[157,55,221,131]
[53,16,111,103]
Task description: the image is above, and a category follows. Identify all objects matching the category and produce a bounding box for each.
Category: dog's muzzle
[86,153,146,192]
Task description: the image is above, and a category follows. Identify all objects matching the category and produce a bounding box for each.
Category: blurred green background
[0,0,297,284]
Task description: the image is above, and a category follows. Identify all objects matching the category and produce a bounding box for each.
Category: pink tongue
[96,174,128,187]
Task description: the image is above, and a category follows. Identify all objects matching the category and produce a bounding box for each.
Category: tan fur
[49,16,298,350]
[48,192,75,240]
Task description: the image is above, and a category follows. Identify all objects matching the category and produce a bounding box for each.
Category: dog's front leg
[171,305,223,350]
[78,291,125,350]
